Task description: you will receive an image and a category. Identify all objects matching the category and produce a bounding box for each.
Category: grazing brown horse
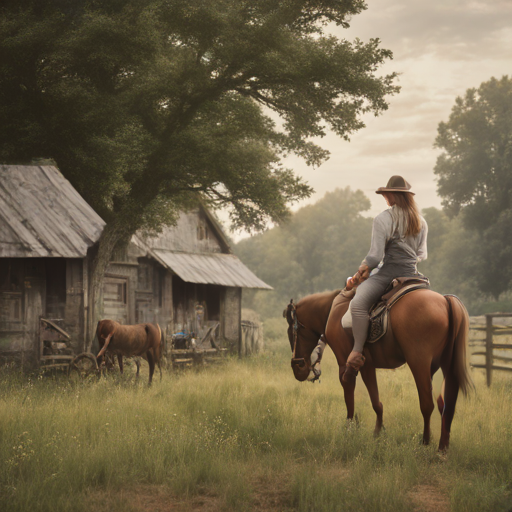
[96,320,163,385]
[285,289,473,451]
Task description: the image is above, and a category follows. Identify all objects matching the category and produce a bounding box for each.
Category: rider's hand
[358,263,370,280]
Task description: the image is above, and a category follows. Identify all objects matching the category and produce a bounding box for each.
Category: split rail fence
[470,313,512,387]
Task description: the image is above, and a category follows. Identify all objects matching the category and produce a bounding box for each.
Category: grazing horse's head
[284,291,338,382]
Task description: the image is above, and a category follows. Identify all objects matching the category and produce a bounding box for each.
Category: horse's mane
[297,289,341,307]
[283,290,341,331]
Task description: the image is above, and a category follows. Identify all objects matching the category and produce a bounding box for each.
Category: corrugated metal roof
[0,165,105,258]
[153,250,272,289]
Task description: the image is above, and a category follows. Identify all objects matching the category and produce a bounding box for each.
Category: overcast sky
[287,0,512,217]
[228,0,512,236]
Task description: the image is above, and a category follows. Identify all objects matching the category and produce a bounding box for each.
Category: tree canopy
[0,0,398,235]
[1,0,399,325]
[434,76,512,297]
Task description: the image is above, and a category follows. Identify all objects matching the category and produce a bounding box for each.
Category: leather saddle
[342,276,430,343]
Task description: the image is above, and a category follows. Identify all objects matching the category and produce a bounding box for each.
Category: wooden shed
[0,164,104,367]
[133,206,272,352]
[0,164,271,368]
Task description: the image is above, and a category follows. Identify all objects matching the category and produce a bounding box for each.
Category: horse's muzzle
[291,357,310,382]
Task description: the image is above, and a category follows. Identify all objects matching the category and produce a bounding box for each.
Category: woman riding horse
[344,175,428,382]
[286,176,472,450]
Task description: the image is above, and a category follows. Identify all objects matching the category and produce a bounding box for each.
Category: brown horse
[285,289,473,451]
[96,320,163,385]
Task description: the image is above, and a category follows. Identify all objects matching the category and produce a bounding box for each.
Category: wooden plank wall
[223,287,241,352]
[65,259,84,353]
[142,209,224,254]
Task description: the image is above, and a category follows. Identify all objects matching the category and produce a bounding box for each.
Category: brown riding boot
[342,351,365,384]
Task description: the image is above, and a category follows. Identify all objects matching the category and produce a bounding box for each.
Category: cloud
[341,0,512,61]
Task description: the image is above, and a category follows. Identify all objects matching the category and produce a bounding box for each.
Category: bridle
[289,299,309,371]
[288,299,323,383]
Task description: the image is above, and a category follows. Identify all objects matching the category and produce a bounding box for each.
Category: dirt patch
[408,484,449,512]
[250,477,294,511]
[86,482,293,512]
[86,486,221,512]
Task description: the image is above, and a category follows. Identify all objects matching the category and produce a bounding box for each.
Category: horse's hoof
[373,425,385,437]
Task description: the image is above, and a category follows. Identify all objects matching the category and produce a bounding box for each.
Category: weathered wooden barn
[0,165,104,367]
[0,164,270,368]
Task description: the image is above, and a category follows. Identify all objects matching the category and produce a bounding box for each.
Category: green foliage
[235,187,372,317]
[434,76,512,297]
[419,207,482,308]
[0,0,398,236]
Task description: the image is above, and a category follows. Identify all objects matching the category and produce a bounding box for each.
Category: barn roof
[152,250,273,289]
[0,165,105,258]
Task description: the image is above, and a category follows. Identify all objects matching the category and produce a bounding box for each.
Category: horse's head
[284,299,323,382]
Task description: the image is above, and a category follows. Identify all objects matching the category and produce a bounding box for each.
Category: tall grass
[1,340,511,511]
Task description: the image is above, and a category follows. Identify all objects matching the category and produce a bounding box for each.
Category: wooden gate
[470,313,512,386]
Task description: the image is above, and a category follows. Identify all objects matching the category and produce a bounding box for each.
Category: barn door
[103,276,128,324]
[135,292,152,323]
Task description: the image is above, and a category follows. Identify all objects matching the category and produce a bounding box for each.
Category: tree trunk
[85,220,130,352]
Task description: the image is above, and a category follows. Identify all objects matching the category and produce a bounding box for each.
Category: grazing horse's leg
[360,364,384,436]
[117,355,124,374]
[146,350,155,385]
[409,361,435,445]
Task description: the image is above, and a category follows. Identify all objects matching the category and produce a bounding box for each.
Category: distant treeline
[235,188,512,319]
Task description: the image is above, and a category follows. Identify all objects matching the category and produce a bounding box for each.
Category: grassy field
[1,338,512,512]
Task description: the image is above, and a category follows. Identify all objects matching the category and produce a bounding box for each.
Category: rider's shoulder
[374,209,393,224]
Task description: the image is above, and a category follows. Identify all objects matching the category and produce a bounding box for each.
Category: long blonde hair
[384,192,421,237]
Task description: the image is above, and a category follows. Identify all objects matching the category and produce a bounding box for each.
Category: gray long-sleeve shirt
[362,207,428,270]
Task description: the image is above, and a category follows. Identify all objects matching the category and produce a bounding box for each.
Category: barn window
[0,292,22,321]
[197,224,209,240]
[104,282,127,304]
[0,259,24,331]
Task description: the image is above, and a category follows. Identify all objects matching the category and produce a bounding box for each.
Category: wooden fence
[470,313,512,386]
[240,320,263,356]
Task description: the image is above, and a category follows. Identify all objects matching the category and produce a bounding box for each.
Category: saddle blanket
[341,276,430,344]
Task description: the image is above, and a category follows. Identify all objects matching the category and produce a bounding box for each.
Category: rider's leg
[343,273,391,382]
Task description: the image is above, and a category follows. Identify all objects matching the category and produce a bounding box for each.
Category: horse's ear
[283,299,294,318]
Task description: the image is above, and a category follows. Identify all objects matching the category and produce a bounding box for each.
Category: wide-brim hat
[375,175,414,195]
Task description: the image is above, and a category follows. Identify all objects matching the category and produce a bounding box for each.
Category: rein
[288,299,325,383]
[289,300,309,370]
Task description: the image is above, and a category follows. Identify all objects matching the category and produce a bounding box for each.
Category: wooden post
[485,314,493,387]
[82,257,88,353]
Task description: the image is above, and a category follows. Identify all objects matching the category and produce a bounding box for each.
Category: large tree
[434,76,512,297]
[0,0,398,327]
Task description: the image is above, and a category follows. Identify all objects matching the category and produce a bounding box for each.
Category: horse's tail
[445,295,474,396]
[438,295,474,450]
